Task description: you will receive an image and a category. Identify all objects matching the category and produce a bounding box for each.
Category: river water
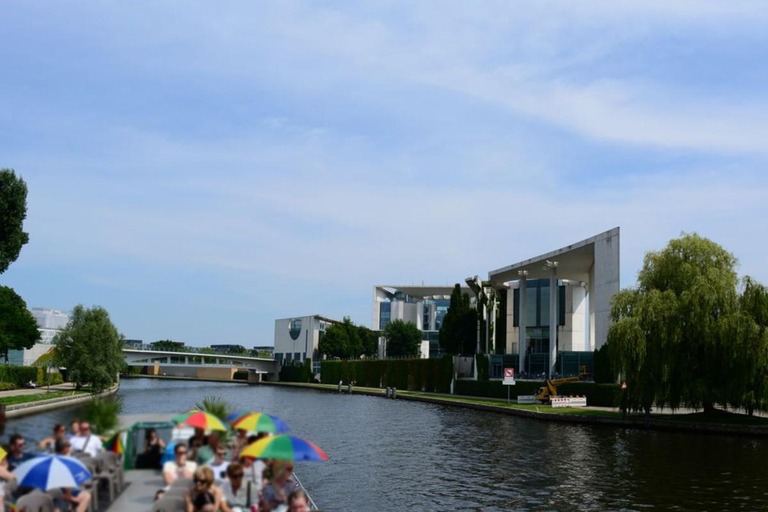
[5,378,768,511]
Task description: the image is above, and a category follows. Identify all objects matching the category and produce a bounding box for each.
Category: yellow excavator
[534,366,589,404]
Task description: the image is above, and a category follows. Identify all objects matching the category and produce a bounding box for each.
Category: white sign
[503,367,516,385]
[551,396,588,408]
[517,395,536,404]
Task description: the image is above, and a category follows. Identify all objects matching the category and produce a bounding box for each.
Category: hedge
[36,368,64,386]
[279,360,313,383]
[455,379,619,407]
[0,366,38,387]
[321,356,453,394]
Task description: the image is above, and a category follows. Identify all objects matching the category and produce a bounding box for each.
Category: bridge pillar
[247,370,262,385]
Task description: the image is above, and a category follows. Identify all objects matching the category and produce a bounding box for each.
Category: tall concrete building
[370,228,620,378]
[486,227,620,377]
[273,315,340,374]
[30,307,69,344]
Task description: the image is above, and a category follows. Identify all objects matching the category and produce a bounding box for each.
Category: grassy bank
[0,390,89,406]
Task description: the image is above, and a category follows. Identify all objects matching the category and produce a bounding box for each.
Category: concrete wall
[590,230,620,350]
[274,316,314,363]
[197,367,237,381]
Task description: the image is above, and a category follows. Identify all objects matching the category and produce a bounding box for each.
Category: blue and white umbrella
[12,455,92,490]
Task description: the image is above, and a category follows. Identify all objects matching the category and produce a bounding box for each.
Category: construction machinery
[534,366,589,404]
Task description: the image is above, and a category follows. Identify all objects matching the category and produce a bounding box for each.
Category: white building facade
[273,315,340,374]
[373,285,474,358]
[8,307,70,366]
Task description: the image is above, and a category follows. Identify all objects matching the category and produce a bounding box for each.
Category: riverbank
[260,381,768,437]
[4,382,120,418]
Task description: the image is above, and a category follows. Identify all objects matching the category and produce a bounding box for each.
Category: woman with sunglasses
[185,467,224,512]
[220,462,258,512]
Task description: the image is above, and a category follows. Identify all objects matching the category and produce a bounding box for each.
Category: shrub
[0,382,16,391]
[84,396,123,435]
[36,367,64,386]
[0,366,38,387]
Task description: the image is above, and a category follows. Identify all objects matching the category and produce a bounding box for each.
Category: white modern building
[486,227,620,378]
[30,307,69,344]
[273,315,340,374]
[372,285,474,358]
[8,307,70,366]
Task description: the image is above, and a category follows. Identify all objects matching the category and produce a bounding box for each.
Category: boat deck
[106,469,163,512]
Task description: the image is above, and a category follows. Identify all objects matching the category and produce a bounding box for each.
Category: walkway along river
[6,378,768,511]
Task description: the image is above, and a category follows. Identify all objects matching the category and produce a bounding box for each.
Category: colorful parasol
[102,431,123,455]
[226,411,250,424]
[231,413,290,434]
[240,435,328,462]
[171,410,227,431]
[0,445,6,462]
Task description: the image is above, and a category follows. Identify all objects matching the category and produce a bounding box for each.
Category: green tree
[608,233,767,415]
[55,305,124,392]
[358,325,378,358]
[0,286,41,362]
[385,319,422,358]
[0,169,30,274]
[439,284,476,355]
[225,345,247,355]
[318,323,349,359]
[340,317,362,358]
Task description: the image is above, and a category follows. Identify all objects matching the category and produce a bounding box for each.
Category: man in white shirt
[70,422,102,457]
[207,446,230,484]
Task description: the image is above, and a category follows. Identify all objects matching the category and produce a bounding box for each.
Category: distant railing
[123,343,274,359]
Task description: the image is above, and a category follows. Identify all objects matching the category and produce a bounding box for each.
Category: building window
[379,302,391,330]
[294,352,301,361]
[275,353,284,364]
[289,318,302,340]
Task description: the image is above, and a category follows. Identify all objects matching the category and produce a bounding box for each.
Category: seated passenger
[164,443,198,486]
[220,463,258,512]
[53,439,92,512]
[185,467,224,512]
[260,460,298,512]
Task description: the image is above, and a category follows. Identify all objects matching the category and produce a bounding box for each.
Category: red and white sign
[503,368,516,385]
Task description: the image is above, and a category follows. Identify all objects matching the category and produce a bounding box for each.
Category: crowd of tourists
[0,419,315,512]
[157,426,311,512]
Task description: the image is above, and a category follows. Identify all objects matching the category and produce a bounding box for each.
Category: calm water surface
[6,378,768,511]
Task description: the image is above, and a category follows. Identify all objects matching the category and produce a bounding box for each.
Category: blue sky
[2,1,767,346]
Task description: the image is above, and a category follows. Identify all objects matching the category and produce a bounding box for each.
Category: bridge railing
[123,343,274,360]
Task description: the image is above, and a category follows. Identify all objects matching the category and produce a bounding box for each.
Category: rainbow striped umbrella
[171,410,227,431]
[240,435,328,462]
[102,432,123,455]
[231,413,290,434]
[226,411,249,424]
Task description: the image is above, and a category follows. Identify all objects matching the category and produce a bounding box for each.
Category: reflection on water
[7,378,768,511]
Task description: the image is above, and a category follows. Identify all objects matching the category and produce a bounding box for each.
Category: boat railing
[292,472,319,510]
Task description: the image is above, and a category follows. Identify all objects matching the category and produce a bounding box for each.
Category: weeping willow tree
[609,233,768,415]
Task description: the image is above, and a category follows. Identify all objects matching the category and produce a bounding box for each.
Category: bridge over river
[122,346,279,381]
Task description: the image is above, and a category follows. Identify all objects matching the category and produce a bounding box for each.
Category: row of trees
[608,233,768,415]
[148,340,271,358]
[318,317,378,359]
[317,316,424,359]
[0,169,40,361]
[0,169,124,392]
